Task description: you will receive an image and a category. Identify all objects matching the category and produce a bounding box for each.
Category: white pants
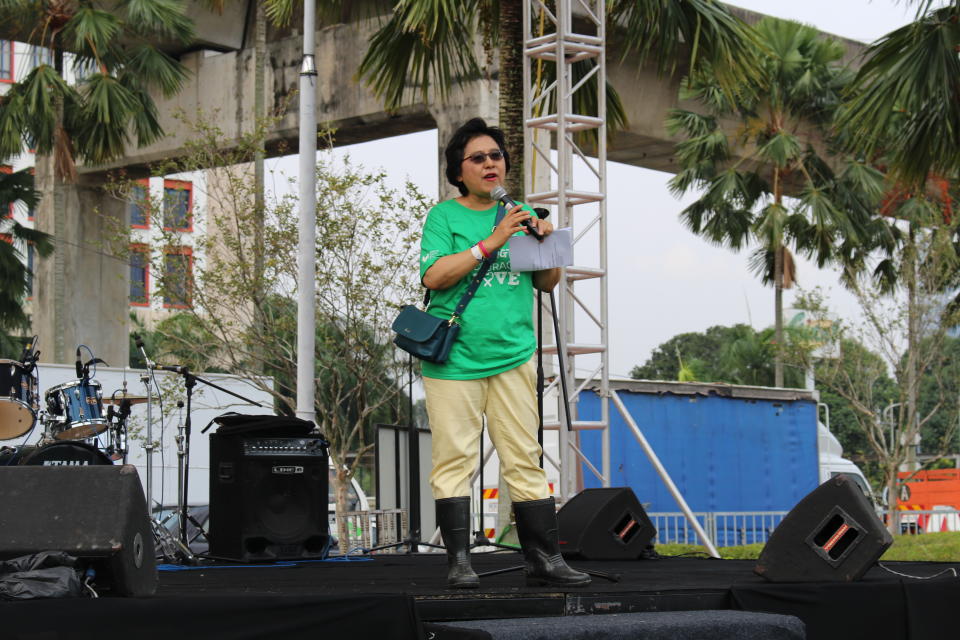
[423,358,548,502]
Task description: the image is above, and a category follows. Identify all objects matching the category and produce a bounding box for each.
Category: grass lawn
[655,531,960,562]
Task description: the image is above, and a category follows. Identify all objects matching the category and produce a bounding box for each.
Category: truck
[572,379,874,546]
[895,469,960,533]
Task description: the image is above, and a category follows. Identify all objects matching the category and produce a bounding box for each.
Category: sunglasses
[462,150,505,165]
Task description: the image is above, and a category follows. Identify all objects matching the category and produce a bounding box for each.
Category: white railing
[650,508,960,547]
[649,511,789,547]
[890,508,960,534]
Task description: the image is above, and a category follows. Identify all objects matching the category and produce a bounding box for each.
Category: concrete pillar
[33,158,129,368]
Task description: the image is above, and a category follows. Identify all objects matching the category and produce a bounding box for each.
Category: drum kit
[0,339,149,469]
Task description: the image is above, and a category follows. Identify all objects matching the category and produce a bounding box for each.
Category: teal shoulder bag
[392,257,495,364]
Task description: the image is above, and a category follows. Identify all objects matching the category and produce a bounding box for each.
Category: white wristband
[470,244,483,261]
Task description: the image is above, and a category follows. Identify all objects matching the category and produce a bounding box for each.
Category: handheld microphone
[75,347,83,378]
[490,185,544,241]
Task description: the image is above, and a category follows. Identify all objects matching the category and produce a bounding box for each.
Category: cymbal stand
[134,335,194,564]
[135,348,158,511]
[172,399,199,558]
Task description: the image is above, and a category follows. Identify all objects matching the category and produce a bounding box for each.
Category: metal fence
[889,508,960,534]
[648,511,789,547]
[335,508,407,553]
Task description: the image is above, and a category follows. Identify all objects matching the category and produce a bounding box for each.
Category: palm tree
[0,0,194,177]
[665,18,884,386]
[0,169,52,335]
[837,1,960,189]
[356,0,757,197]
[0,1,195,363]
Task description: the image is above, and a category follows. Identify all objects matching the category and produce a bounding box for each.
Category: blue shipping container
[578,382,819,515]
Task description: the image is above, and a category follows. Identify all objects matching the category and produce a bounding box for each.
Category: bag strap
[425,204,507,320]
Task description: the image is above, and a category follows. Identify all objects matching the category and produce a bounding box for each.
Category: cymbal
[106,394,151,406]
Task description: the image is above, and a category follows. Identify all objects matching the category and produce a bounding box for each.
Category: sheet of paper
[508,228,573,272]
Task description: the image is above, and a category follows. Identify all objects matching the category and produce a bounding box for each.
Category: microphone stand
[161,365,264,550]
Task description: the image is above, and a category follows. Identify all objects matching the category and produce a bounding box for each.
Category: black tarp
[0,551,83,600]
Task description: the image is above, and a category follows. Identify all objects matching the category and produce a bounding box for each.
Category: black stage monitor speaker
[755,474,893,582]
[209,433,330,562]
[0,465,157,596]
[557,487,657,560]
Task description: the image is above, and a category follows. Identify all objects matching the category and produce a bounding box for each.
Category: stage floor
[157,551,960,638]
[4,552,960,639]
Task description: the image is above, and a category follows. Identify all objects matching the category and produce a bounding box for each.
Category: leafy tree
[837,0,960,188]
[128,311,224,374]
[792,231,960,531]
[631,322,808,387]
[916,335,960,455]
[720,325,806,388]
[0,0,194,175]
[0,1,194,365]
[666,17,884,386]
[630,324,754,381]
[356,0,757,196]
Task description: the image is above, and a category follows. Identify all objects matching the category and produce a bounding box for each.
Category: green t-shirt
[419,198,536,380]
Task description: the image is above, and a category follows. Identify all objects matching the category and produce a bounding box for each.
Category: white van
[817,421,875,501]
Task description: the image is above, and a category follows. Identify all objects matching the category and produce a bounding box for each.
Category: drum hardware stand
[151,514,194,565]
[164,399,197,564]
[105,399,131,463]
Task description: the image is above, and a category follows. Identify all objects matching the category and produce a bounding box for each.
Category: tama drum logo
[272,465,304,475]
[43,460,90,466]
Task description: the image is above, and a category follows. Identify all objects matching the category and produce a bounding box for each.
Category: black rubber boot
[513,497,591,587]
[436,497,480,589]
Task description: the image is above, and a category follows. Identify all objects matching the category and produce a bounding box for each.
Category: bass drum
[17,441,113,467]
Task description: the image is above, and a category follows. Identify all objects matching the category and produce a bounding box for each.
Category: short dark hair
[444,117,511,196]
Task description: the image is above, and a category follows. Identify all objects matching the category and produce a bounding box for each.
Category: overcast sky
[268,1,925,380]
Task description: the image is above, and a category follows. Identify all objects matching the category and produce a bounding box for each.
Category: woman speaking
[419,117,590,589]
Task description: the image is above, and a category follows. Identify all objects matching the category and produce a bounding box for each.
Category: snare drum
[45,379,108,441]
[0,359,38,440]
[15,441,113,466]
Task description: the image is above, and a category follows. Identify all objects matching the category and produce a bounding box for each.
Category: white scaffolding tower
[522,0,610,499]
